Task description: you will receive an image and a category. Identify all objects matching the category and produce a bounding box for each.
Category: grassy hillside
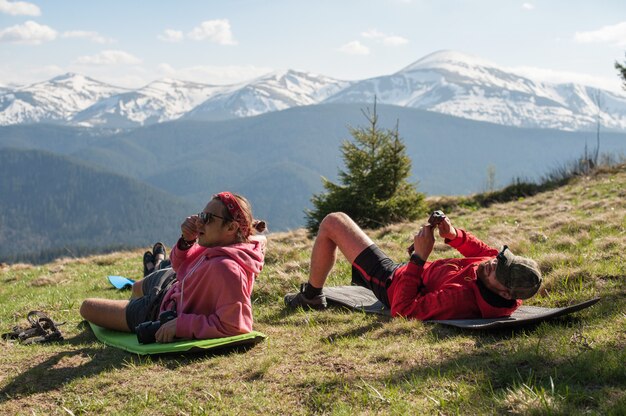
[0,165,624,414]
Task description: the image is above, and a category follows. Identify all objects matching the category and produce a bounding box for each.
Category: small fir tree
[305,102,426,233]
[616,53,626,89]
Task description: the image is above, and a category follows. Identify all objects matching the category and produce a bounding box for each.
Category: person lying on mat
[285,211,541,320]
[81,192,267,342]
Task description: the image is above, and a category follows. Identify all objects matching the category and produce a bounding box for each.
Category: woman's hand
[181,215,200,242]
[155,318,177,343]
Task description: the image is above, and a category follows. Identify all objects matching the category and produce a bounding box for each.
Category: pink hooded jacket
[159,238,266,339]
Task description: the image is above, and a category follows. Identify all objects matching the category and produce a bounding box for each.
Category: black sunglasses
[197,211,228,225]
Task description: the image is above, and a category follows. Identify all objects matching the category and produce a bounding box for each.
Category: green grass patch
[1,167,625,414]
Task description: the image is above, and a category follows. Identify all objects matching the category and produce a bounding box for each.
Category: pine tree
[616,53,626,89]
[305,101,426,233]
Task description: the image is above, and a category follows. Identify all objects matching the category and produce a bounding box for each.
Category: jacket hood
[201,239,265,276]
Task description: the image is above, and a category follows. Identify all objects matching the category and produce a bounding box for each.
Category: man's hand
[413,224,435,262]
[181,216,200,242]
[155,318,177,343]
[437,216,458,240]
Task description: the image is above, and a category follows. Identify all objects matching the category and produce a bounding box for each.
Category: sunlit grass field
[1,166,624,415]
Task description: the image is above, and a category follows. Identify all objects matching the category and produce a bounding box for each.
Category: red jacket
[387,229,521,320]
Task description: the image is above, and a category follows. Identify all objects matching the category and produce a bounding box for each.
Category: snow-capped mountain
[184,69,351,121]
[324,50,626,131]
[2,51,626,131]
[0,73,126,125]
[71,79,224,128]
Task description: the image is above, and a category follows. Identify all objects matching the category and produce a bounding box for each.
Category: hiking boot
[284,283,327,310]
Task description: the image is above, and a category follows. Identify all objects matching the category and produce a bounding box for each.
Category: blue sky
[1,0,625,91]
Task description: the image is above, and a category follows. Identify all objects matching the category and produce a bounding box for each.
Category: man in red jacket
[285,211,542,320]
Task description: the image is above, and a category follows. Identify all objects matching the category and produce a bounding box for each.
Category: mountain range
[2,50,626,131]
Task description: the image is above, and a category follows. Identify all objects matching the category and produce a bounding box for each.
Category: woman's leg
[80,298,131,332]
[131,280,144,299]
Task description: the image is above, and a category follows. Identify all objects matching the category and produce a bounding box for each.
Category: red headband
[215,192,250,238]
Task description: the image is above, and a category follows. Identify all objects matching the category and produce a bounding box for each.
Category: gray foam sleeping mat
[317,285,600,329]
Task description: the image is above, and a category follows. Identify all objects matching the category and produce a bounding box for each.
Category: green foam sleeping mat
[316,285,600,329]
[88,322,266,355]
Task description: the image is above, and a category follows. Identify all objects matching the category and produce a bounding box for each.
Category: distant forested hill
[0,148,195,264]
[66,104,626,225]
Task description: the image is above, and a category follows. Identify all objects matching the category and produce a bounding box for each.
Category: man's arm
[437,216,498,258]
[445,229,499,258]
[411,223,435,263]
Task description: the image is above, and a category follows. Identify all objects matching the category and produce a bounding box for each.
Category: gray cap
[496,246,542,300]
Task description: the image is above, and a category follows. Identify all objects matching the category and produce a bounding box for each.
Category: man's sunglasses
[197,211,228,225]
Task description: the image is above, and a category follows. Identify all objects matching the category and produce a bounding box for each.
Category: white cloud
[188,19,237,45]
[0,0,40,16]
[575,21,626,46]
[75,50,142,66]
[361,29,408,46]
[156,63,273,85]
[383,36,408,46]
[522,3,534,10]
[0,20,56,44]
[158,29,184,43]
[62,30,113,44]
[338,40,370,55]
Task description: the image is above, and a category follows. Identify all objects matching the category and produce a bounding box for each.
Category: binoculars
[428,210,445,227]
[135,310,177,344]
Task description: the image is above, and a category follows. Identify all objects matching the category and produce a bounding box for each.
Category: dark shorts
[351,244,402,307]
[125,268,177,333]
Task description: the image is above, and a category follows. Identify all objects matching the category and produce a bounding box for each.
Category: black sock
[303,282,322,299]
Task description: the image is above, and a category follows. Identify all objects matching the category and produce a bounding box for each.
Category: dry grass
[1,167,625,415]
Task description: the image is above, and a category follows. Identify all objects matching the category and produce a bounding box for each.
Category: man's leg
[80,299,131,332]
[286,212,374,309]
[309,212,375,287]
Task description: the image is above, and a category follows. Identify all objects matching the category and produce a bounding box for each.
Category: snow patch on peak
[185,70,351,121]
[49,72,82,82]
[0,72,126,125]
[399,50,500,74]
[70,78,226,128]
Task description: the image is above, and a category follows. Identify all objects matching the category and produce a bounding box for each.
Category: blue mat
[108,275,135,290]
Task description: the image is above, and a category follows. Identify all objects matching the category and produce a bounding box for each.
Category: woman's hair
[214,193,266,243]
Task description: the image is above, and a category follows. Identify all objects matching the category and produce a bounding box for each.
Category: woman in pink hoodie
[80,192,266,343]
